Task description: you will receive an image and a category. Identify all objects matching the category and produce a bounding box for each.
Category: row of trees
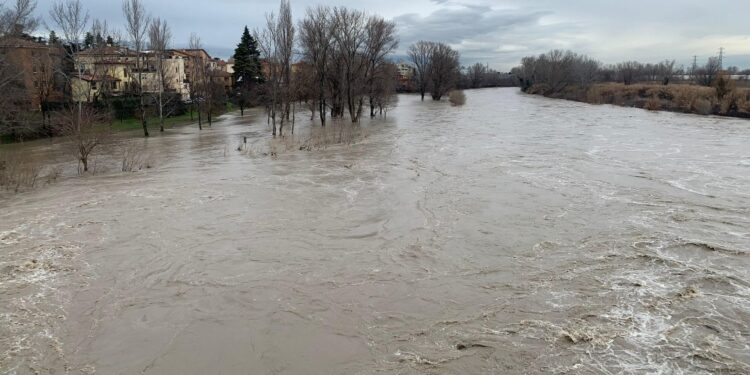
[458,62,516,89]
[408,41,461,101]
[513,49,744,95]
[238,2,401,137]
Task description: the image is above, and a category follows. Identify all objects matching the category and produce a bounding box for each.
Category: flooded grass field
[1,88,749,374]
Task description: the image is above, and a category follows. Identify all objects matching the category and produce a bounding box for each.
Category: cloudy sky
[38,0,750,71]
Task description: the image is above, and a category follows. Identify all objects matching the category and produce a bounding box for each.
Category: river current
[1,88,749,374]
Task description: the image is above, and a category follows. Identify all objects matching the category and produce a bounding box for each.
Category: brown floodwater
[1,88,750,374]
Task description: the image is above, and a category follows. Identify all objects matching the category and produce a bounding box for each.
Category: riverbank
[525,83,750,119]
[0,103,236,144]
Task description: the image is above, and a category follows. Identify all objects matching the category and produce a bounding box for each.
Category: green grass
[109,112,199,132]
[109,103,236,132]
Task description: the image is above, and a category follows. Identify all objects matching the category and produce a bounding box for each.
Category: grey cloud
[36,0,750,70]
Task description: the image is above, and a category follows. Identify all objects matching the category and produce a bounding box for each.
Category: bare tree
[616,61,641,85]
[655,59,675,85]
[255,6,284,136]
[276,0,294,134]
[255,0,297,136]
[54,105,110,173]
[428,42,460,101]
[371,62,398,117]
[122,0,150,137]
[0,0,39,36]
[695,57,721,86]
[298,6,333,126]
[408,41,433,101]
[187,33,205,129]
[332,7,367,122]
[48,0,89,133]
[467,63,488,89]
[573,57,600,89]
[363,16,397,117]
[148,17,172,132]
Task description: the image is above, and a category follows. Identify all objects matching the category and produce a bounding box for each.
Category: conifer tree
[232,26,263,116]
[84,31,94,49]
[48,30,59,45]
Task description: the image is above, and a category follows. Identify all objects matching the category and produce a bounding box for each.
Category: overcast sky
[37,0,750,71]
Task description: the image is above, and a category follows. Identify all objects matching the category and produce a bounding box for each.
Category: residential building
[0,35,65,110]
[73,47,192,102]
[395,61,415,92]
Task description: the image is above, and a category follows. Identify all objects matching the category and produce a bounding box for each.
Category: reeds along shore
[525,83,750,119]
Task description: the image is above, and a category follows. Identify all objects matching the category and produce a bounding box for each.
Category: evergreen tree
[232,26,263,87]
[48,31,59,45]
[106,35,115,46]
[231,26,263,115]
[95,33,104,47]
[84,32,94,49]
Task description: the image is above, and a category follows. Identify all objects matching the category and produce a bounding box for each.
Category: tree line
[512,49,747,95]
[230,2,403,137]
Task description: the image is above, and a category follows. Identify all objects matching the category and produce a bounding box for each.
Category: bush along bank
[524,82,750,119]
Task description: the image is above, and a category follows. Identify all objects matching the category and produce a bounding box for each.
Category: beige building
[141,51,191,101]
[74,47,192,102]
[73,46,136,102]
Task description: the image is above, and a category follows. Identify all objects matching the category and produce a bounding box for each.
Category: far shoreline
[521,83,750,120]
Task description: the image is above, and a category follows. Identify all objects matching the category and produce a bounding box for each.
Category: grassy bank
[109,112,199,132]
[526,83,750,119]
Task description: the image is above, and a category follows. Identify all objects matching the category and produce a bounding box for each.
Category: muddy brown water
[1,88,750,374]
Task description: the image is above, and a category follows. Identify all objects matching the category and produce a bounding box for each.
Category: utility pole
[691,55,698,79]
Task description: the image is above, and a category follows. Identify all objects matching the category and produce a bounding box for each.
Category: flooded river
[1,88,749,374]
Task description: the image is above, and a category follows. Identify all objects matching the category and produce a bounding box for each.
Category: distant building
[74,47,194,102]
[226,58,235,75]
[0,35,66,110]
[73,46,136,102]
[395,61,415,92]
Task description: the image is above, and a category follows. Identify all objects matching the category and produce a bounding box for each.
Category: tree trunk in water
[139,92,149,137]
[141,112,149,137]
[198,110,202,130]
[159,92,164,132]
[319,98,326,127]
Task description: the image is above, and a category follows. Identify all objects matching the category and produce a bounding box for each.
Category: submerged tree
[298,6,333,126]
[55,105,110,173]
[408,41,433,101]
[363,16,398,117]
[148,17,172,132]
[122,0,151,137]
[428,42,460,101]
